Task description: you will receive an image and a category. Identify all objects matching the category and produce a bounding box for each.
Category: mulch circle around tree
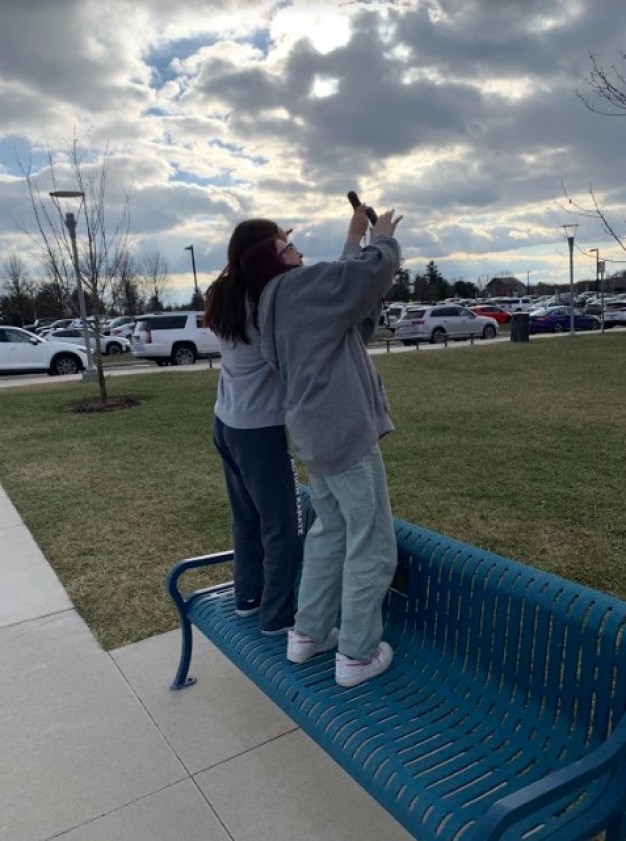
[69,396,141,414]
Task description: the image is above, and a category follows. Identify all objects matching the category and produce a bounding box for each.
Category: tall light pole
[588,247,599,297]
[599,257,606,333]
[561,225,578,336]
[526,270,532,295]
[49,191,97,381]
[588,247,606,333]
[184,245,199,297]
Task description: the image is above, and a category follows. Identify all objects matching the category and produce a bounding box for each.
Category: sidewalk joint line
[192,725,300,776]
[42,778,192,841]
[190,776,236,841]
[106,650,195,777]
[0,606,76,634]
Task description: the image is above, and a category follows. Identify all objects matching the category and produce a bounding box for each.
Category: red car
[470,305,512,324]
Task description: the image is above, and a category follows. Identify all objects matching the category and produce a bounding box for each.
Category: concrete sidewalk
[0,484,411,841]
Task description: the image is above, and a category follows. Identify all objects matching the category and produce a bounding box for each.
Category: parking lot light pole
[599,257,606,333]
[561,225,578,336]
[588,248,607,333]
[185,245,199,296]
[49,191,97,381]
[588,248,600,296]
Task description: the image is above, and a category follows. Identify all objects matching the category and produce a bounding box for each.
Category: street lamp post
[588,248,607,333]
[184,245,199,297]
[588,246,600,301]
[588,248,600,296]
[599,257,606,333]
[49,191,97,381]
[561,225,579,336]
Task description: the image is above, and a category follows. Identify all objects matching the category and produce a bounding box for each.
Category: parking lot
[1,326,624,389]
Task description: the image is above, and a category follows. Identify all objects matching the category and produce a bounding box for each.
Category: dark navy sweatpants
[213,417,304,633]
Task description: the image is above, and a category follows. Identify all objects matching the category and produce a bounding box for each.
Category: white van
[130,312,220,366]
[492,297,534,313]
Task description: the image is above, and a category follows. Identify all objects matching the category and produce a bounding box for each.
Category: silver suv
[393,305,499,345]
[130,312,220,366]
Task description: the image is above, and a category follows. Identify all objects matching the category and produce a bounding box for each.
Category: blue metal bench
[166,490,626,841]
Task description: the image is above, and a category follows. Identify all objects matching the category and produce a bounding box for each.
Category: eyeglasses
[278,241,298,256]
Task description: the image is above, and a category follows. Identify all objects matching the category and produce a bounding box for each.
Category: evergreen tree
[388,266,411,301]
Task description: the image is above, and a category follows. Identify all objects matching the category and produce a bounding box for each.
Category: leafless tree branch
[577,52,626,117]
[556,182,626,255]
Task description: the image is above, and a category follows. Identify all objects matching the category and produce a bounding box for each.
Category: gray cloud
[1,0,625,293]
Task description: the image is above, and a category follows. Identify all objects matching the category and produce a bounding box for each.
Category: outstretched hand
[371,209,403,240]
[346,204,370,243]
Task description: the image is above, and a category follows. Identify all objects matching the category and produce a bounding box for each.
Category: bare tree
[19,135,132,401]
[111,248,144,315]
[1,254,39,325]
[141,252,170,311]
[577,52,626,117]
[559,182,626,256]
[558,54,626,254]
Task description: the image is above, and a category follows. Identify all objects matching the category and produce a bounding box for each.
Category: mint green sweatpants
[295,443,397,661]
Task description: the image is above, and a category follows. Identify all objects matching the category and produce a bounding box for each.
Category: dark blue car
[528,306,600,334]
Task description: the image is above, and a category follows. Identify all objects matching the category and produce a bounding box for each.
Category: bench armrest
[166,551,234,612]
[470,718,626,841]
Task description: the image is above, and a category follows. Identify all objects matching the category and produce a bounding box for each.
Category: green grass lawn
[1,333,624,650]
[100,352,145,367]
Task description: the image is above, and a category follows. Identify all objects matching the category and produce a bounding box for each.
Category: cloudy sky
[1,0,625,303]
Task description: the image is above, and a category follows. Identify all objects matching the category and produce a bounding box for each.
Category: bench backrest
[388,518,626,748]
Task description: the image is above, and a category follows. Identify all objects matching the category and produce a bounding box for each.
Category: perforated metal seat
[167,493,626,841]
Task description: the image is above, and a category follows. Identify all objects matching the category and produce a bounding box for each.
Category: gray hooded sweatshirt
[258,236,401,476]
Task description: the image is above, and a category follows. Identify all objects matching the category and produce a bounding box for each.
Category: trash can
[510,311,530,342]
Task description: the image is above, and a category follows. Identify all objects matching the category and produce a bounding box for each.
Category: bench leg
[170,616,197,690]
[606,812,626,841]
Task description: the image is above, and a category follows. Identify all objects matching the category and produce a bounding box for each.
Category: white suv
[130,312,220,366]
[0,326,88,375]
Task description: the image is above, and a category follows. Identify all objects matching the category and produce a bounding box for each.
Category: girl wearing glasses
[204,220,304,636]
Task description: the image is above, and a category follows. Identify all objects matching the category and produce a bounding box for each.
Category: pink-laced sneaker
[335,642,394,687]
[287,628,339,663]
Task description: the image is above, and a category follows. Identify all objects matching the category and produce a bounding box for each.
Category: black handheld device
[347,190,378,225]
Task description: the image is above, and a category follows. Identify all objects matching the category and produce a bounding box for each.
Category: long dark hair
[205,219,290,344]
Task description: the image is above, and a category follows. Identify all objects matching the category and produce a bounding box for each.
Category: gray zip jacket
[258,236,401,476]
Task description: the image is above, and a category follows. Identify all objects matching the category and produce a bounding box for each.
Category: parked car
[68,318,98,330]
[491,297,535,312]
[46,328,130,355]
[528,307,600,334]
[381,303,406,329]
[602,302,626,328]
[103,316,136,339]
[38,318,74,337]
[469,305,512,324]
[393,305,499,345]
[22,318,60,335]
[0,325,88,375]
[130,312,220,365]
[584,297,623,315]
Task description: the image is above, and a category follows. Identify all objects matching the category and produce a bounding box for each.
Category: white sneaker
[335,642,394,687]
[287,627,339,663]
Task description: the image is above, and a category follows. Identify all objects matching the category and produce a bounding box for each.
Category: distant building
[485,276,526,296]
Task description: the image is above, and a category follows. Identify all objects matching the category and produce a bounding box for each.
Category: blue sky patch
[0,135,49,177]
[169,166,235,188]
